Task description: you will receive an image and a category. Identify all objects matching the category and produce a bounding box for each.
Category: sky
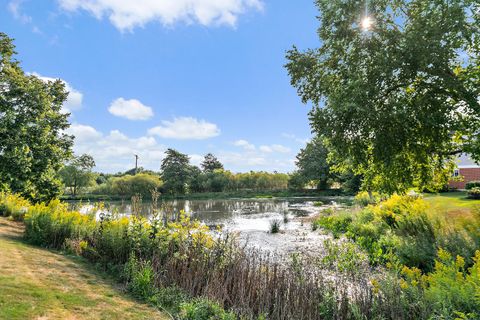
[0,0,320,173]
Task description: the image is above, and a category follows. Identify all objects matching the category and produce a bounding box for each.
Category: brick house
[449,154,480,189]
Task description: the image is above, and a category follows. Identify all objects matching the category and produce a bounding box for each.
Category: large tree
[160,148,192,194]
[286,0,480,193]
[295,137,332,190]
[59,154,96,197]
[201,153,224,172]
[0,33,73,201]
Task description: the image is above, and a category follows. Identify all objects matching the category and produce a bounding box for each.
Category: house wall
[449,168,480,189]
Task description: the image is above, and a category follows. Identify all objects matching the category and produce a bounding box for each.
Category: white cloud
[233,139,255,150]
[8,0,32,24]
[219,151,266,167]
[282,133,309,145]
[259,144,290,153]
[108,97,154,120]
[66,124,102,142]
[67,123,165,172]
[57,0,263,31]
[148,117,220,140]
[31,72,83,113]
[190,154,204,166]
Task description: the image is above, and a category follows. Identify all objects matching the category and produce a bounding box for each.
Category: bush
[316,194,453,270]
[269,219,281,233]
[467,187,480,199]
[0,192,30,221]
[124,256,156,299]
[402,250,480,319]
[465,181,480,190]
[354,191,384,207]
[7,191,479,319]
[24,200,96,248]
[179,299,235,320]
[313,211,353,238]
[93,173,163,200]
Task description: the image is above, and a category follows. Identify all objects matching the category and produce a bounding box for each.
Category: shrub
[467,187,480,199]
[465,181,480,190]
[179,299,235,320]
[316,194,458,270]
[313,201,324,207]
[93,173,163,200]
[0,192,30,221]
[8,191,479,319]
[24,200,96,248]
[269,219,281,233]
[124,256,157,299]
[319,239,369,275]
[153,286,188,315]
[402,250,480,319]
[354,191,384,207]
[313,211,353,238]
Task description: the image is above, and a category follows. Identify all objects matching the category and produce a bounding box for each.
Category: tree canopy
[286,0,480,193]
[294,137,332,190]
[0,33,73,201]
[201,153,224,172]
[59,154,96,197]
[160,148,192,194]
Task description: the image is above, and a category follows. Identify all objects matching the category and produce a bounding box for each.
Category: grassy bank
[0,217,167,320]
[60,188,348,201]
[0,192,420,320]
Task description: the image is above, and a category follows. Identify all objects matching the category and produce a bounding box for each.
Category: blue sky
[1,0,320,173]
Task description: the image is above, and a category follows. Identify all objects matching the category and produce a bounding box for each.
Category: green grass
[424,191,480,210]
[0,218,168,320]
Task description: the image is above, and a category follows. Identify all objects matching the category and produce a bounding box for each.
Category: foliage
[179,299,236,320]
[467,187,480,199]
[0,33,73,202]
[201,153,224,172]
[269,219,281,233]
[314,194,480,271]
[285,0,480,194]
[95,173,163,200]
[466,181,480,190]
[313,209,352,238]
[24,200,96,249]
[319,239,369,276]
[161,149,193,195]
[0,192,30,221]
[59,154,96,196]
[313,201,324,207]
[294,136,333,190]
[402,250,480,319]
[354,191,384,207]
[7,191,430,319]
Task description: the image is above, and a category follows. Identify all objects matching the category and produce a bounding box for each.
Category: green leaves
[0,33,73,202]
[286,0,480,194]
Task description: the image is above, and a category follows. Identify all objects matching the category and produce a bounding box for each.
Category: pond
[69,196,353,254]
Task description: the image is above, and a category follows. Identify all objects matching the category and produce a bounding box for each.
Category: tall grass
[3,192,478,319]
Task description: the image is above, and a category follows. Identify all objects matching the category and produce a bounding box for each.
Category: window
[453,169,460,177]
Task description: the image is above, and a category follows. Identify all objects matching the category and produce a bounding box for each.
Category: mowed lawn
[0,218,168,320]
[424,191,480,222]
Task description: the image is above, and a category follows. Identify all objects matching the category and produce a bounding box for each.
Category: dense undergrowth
[2,191,480,319]
[313,192,480,319]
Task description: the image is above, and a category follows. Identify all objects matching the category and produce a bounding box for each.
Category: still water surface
[69,197,351,233]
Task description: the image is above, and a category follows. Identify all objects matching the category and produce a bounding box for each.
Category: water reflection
[69,197,351,233]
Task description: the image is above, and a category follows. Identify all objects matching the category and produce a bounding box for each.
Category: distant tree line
[59,144,362,199]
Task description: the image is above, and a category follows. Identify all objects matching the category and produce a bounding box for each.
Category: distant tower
[134,154,139,175]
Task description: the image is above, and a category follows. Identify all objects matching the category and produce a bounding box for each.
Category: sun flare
[361,16,373,30]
